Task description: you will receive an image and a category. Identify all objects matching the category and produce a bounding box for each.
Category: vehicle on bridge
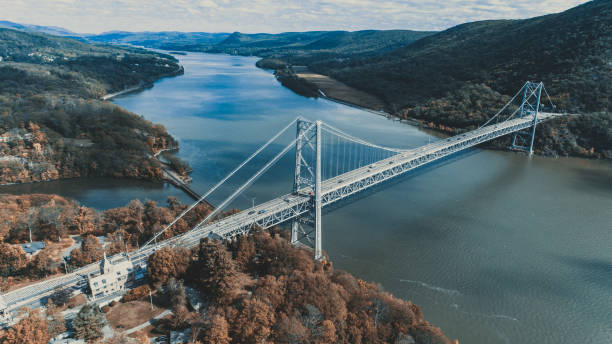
[0,81,566,325]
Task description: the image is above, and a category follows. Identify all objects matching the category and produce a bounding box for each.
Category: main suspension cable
[142,117,300,249]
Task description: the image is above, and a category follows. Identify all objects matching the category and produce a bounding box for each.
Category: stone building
[88,253,134,300]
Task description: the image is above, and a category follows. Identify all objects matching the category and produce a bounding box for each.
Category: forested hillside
[209,30,435,60]
[0,28,185,184]
[85,31,231,51]
[0,192,454,343]
[141,232,456,344]
[312,0,611,158]
[0,20,76,37]
[0,193,212,289]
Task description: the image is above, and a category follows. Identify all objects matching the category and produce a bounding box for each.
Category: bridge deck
[0,112,561,315]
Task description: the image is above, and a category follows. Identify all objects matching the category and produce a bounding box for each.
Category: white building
[88,253,134,300]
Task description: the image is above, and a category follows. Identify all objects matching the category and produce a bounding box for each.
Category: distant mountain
[0,20,77,37]
[0,21,231,51]
[85,31,231,50]
[210,30,436,59]
[0,20,433,61]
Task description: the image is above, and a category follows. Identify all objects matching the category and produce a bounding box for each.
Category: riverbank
[296,70,386,112]
[102,65,185,100]
[258,63,464,131]
[258,62,611,160]
[261,64,454,139]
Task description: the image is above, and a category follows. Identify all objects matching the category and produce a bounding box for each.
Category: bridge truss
[0,81,566,321]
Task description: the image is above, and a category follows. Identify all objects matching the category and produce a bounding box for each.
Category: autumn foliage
[0,243,29,278]
[0,308,53,344]
[150,230,454,344]
[0,193,213,291]
[147,247,191,284]
[69,234,104,267]
[0,192,452,343]
[121,285,151,303]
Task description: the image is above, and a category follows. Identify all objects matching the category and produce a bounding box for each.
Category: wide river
[5,53,612,344]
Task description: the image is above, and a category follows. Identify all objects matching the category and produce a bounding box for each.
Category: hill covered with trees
[0,28,186,184]
[0,20,76,37]
[208,30,435,60]
[0,193,454,343]
[0,193,213,290]
[85,31,231,51]
[143,230,456,344]
[307,1,611,158]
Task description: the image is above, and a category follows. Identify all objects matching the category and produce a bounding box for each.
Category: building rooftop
[20,241,46,255]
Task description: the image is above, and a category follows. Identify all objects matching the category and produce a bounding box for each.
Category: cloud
[0,0,589,33]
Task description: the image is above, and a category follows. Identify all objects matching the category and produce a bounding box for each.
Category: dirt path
[125,309,172,334]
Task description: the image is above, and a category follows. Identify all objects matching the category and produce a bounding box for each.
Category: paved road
[1,112,562,322]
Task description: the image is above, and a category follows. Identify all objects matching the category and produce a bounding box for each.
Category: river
[4,52,612,344]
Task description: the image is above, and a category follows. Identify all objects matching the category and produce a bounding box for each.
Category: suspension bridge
[0,81,567,321]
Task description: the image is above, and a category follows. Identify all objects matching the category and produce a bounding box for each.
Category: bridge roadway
[0,112,560,316]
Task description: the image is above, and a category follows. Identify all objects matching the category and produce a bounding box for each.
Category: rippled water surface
[6,53,612,344]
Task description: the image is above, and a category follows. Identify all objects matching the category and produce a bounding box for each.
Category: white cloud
[0,0,589,33]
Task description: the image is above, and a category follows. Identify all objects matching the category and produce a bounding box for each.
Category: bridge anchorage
[0,81,567,322]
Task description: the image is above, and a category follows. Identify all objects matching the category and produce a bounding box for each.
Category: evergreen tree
[72,303,107,341]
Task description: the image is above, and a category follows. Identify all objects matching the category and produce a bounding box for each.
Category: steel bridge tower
[510,81,543,154]
[291,119,323,260]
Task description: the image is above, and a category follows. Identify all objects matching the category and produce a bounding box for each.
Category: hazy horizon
[1,0,589,35]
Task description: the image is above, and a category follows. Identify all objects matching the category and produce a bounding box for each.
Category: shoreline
[318,94,422,127]
[102,65,185,100]
[276,66,450,133]
[266,65,609,160]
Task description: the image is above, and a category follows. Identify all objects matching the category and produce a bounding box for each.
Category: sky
[0,0,589,34]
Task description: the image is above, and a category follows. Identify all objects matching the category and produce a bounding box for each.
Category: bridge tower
[291,119,323,260]
[510,81,543,155]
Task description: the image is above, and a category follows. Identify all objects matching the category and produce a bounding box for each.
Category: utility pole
[149,289,154,311]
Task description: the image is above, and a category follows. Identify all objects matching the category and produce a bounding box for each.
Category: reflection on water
[1,177,192,210]
[4,52,612,344]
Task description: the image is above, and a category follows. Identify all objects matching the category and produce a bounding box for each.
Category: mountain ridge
[0,20,77,36]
